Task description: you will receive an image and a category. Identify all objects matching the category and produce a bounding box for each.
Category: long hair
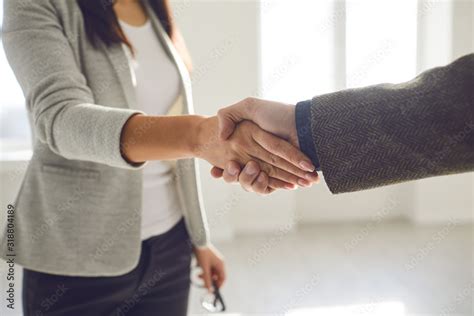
[76,0,192,70]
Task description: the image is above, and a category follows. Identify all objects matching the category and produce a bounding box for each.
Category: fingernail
[245,164,257,175]
[299,161,315,172]
[285,183,296,190]
[257,173,265,183]
[297,179,311,187]
[305,172,319,181]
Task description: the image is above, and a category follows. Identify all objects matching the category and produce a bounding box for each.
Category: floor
[188,221,473,316]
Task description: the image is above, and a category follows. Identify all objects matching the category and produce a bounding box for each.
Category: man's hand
[212,97,318,194]
[218,97,299,148]
[196,116,316,189]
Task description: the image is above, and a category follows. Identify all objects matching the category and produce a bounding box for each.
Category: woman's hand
[193,117,318,189]
[193,245,226,291]
[211,160,320,194]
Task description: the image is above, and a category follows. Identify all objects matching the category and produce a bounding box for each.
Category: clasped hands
[195,98,319,194]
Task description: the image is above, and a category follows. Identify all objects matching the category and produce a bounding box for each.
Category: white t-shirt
[119,20,183,240]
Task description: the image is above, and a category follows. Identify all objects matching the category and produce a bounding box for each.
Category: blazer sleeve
[2,1,144,169]
[296,54,474,194]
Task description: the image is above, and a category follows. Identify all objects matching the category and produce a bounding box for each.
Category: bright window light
[346,0,418,88]
[259,0,338,102]
[260,0,418,100]
[287,301,405,316]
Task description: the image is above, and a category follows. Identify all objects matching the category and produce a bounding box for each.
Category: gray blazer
[296,54,473,193]
[1,0,209,276]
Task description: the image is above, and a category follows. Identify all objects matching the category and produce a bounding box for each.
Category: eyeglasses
[191,266,226,313]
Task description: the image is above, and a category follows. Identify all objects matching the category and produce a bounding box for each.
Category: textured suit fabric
[297,54,473,193]
[1,0,209,276]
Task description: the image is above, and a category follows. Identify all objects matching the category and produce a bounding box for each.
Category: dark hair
[77,0,191,69]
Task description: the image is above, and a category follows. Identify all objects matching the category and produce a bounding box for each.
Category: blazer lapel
[100,41,138,109]
[98,0,190,113]
[143,0,194,115]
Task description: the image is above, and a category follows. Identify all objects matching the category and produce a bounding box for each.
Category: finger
[210,166,224,178]
[217,98,255,140]
[248,142,315,181]
[253,131,315,172]
[202,265,213,293]
[252,173,294,194]
[251,171,270,195]
[222,161,241,183]
[213,262,226,288]
[255,159,313,187]
[306,171,320,184]
[264,187,276,194]
[268,177,296,190]
[238,161,261,192]
[217,110,238,141]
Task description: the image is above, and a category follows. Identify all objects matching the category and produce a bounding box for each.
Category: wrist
[295,100,320,170]
[185,115,207,158]
[252,101,298,147]
[285,105,299,148]
[192,116,218,159]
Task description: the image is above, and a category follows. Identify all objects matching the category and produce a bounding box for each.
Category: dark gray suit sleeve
[296,53,474,194]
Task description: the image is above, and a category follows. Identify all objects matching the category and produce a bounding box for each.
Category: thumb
[217,109,239,140]
[217,98,256,140]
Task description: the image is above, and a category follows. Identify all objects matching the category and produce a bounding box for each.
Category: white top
[119,20,183,240]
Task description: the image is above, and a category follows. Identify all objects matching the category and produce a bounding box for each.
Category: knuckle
[261,163,275,177]
[217,108,227,117]
[243,97,255,105]
[269,154,278,165]
[247,160,259,170]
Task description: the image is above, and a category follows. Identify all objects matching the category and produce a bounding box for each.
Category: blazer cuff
[295,100,320,170]
[52,103,147,170]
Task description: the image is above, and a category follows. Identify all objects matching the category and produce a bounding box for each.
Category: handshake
[124,54,473,195]
[194,97,320,194]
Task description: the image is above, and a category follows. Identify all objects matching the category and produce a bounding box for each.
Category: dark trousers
[23,219,192,316]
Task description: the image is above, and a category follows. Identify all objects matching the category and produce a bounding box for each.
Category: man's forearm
[214,54,473,195]
[299,53,474,193]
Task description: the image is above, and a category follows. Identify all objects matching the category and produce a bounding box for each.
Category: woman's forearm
[120,113,318,188]
[120,114,206,163]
